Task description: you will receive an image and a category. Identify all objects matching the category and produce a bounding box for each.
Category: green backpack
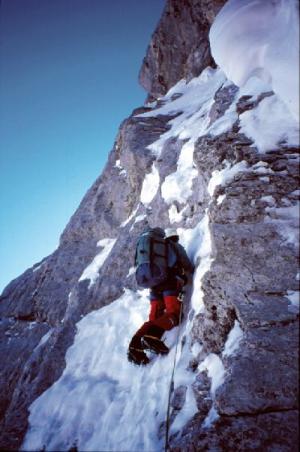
[135,228,170,288]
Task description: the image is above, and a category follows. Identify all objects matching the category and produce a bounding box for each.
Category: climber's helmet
[165,228,179,242]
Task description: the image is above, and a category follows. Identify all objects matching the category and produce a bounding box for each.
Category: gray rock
[139,0,227,100]
[170,410,299,451]
[216,323,299,415]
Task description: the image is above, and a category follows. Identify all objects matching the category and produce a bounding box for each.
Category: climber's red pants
[129,278,184,348]
[149,295,181,330]
[131,295,182,346]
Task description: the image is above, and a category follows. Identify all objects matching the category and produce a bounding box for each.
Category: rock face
[0,1,299,450]
[139,0,227,99]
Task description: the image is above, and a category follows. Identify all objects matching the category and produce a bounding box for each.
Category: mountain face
[0,0,299,450]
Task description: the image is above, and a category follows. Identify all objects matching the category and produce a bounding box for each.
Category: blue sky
[0,0,164,293]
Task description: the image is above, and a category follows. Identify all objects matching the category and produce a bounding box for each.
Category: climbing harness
[164,290,184,452]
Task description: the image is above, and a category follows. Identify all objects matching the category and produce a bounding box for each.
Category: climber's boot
[142,325,169,355]
[142,336,169,355]
[127,347,150,365]
[128,334,149,365]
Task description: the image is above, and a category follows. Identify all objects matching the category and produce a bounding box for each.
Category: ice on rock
[222,320,243,357]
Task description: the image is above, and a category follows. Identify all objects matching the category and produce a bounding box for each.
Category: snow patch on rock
[140,163,160,205]
[239,94,299,152]
[222,320,243,357]
[199,353,225,396]
[79,238,116,288]
[161,141,198,205]
[265,202,300,246]
[286,290,300,313]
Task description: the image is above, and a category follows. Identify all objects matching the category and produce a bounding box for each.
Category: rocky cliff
[0,1,299,451]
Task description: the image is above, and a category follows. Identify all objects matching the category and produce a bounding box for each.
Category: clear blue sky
[0,0,164,293]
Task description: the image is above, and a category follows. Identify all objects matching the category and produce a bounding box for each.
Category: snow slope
[22,226,209,451]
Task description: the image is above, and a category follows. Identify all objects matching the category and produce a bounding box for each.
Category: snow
[168,204,188,224]
[198,353,225,396]
[190,218,213,313]
[222,320,243,357]
[290,189,300,197]
[217,194,226,205]
[120,205,139,227]
[133,214,146,224]
[260,195,276,206]
[210,0,300,119]
[140,163,160,205]
[202,406,219,429]
[22,289,197,452]
[286,290,300,313]
[208,160,248,198]
[161,141,198,205]
[138,65,298,210]
[138,68,229,208]
[239,94,299,152]
[129,213,147,232]
[78,238,116,288]
[34,329,53,353]
[265,202,300,246]
[137,67,226,157]
[170,385,198,434]
[137,68,229,209]
[260,176,270,183]
[33,263,43,273]
[126,266,135,278]
[115,159,127,176]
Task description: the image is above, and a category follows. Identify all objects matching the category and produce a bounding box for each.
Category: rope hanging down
[164,291,184,452]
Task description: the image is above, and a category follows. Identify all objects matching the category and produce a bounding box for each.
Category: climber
[128,227,194,365]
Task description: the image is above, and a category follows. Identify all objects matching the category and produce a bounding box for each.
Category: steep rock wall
[139,0,226,99]
[0,0,299,450]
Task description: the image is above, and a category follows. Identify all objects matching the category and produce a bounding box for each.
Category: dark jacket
[167,238,194,274]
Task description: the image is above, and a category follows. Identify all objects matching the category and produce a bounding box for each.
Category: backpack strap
[149,235,153,272]
[166,240,183,275]
[165,238,169,267]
